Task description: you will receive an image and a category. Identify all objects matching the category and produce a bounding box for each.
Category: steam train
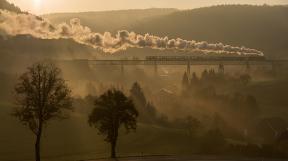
[145,55,266,61]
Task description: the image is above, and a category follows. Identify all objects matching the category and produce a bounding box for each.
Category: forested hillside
[44,5,288,58]
[132,5,288,58]
[43,8,178,33]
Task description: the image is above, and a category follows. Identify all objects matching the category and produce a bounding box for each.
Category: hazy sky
[8,0,288,14]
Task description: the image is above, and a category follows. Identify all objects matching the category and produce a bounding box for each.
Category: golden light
[33,0,42,7]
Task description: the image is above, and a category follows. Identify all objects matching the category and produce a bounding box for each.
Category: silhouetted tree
[182,72,189,89]
[201,69,209,81]
[145,102,158,123]
[13,62,72,161]
[182,116,201,135]
[208,69,216,79]
[130,82,160,124]
[239,74,252,86]
[174,115,201,135]
[201,128,226,153]
[199,85,216,97]
[218,64,225,75]
[186,115,201,135]
[244,95,258,114]
[212,113,228,131]
[157,113,170,127]
[88,89,138,158]
[190,72,200,93]
[191,72,199,84]
[130,82,146,106]
[277,129,288,154]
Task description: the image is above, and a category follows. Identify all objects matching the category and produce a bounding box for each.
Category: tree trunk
[111,140,117,158]
[111,117,119,159]
[35,125,42,161]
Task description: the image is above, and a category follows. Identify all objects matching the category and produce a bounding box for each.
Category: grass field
[89,156,287,161]
[0,102,199,161]
[1,80,288,161]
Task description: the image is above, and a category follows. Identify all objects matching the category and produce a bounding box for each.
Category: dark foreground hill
[0,35,99,73]
[91,156,286,161]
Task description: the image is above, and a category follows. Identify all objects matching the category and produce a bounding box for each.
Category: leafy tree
[88,89,138,158]
[157,113,170,127]
[130,82,146,106]
[13,62,72,161]
[173,115,201,135]
[200,69,210,83]
[199,85,216,97]
[190,72,200,92]
[130,82,157,123]
[212,113,228,131]
[277,130,288,154]
[182,72,189,89]
[243,95,259,117]
[239,74,252,86]
[191,72,199,84]
[185,115,201,135]
[208,69,216,77]
[218,64,225,75]
[201,128,226,154]
[145,102,158,123]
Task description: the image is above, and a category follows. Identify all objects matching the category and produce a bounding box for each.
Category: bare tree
[88,89,138,158]
[13,62,73,161]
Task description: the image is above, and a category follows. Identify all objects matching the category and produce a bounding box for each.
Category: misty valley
[1,0,288,161]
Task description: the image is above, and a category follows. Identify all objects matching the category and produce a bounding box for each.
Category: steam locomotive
[145,55,266,61]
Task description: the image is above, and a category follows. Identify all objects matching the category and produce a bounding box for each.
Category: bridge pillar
[245,61,251,74]
[121,63,124,76]
[271,61,279,77]
[154,61,158,76]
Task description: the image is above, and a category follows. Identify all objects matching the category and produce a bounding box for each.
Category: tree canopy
[13,62,73,161]
[88,89,138,158]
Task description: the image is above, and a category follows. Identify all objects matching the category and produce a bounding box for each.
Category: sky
[8,0,288,14]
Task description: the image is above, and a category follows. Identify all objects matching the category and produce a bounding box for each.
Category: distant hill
[132,5,288,58]
[43,8,178,33]
[0,35,99,73]
[2,5,288,59]
[43,5,288,58]
[0,0,21,13]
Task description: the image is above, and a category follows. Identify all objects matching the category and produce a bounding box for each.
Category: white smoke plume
[0,10,264,56]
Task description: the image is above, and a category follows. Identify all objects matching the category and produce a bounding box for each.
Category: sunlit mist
[6,0,288,14]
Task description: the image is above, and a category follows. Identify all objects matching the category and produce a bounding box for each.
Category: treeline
[182,68,252,95]
[178,68,288,157]
[11,62,288,161]
[83,82,202,133]
[82,79,288,158]
[182,69,257,116]
[78,67,288,158]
